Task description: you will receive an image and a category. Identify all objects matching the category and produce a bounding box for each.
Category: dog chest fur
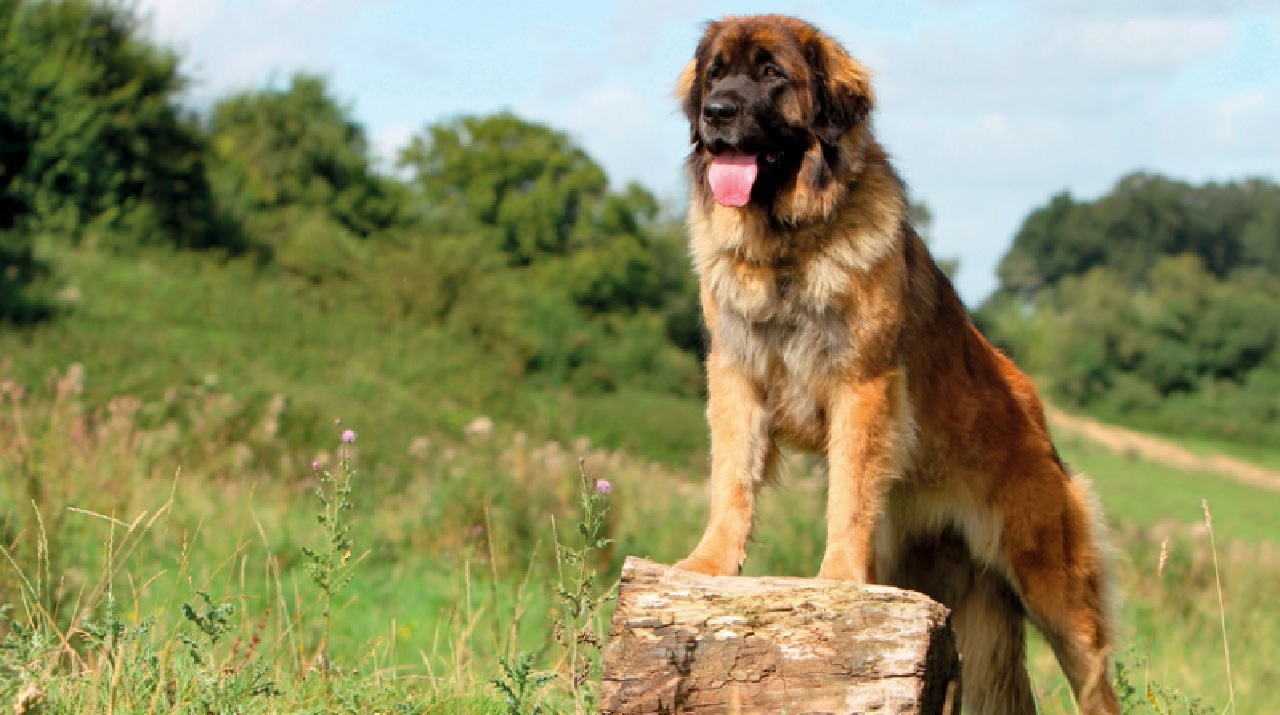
[693,214,864,441]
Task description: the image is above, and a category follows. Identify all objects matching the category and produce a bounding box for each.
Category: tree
[400,113,607,260]
[207,74,403,241]
[399,113,668,314]
[981,171,1280,445]
[1,0,40,318]
[995,172,1280,296]
[397,112,701,393]
[0,0,225,250]
[996,192,1104,295]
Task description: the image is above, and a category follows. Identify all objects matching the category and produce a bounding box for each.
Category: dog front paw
[674,552,742,577]
[817,551,869,583]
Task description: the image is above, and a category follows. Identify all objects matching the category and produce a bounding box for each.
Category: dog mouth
[707,152,758,208]
[704,146,784,208]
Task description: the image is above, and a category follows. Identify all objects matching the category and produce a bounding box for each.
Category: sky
[137,0,1280,304]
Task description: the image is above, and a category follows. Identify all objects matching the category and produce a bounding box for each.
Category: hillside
[0,239,711,468]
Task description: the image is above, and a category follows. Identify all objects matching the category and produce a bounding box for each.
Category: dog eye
[761,65,786,80]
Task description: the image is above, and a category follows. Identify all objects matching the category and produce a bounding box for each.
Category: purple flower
[311,460,319,471]
[341,429,357,444]
[595,479,612,496]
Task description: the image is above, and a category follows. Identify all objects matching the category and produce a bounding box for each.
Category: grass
[5,241,1280,713]
[0,380,618,712]
[1060,433,1280,544]
[0,240,709,468]
[1167,433,1280,473]
[5,379,1280,713]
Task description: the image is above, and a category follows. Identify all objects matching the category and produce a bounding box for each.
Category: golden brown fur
[674,15,1120,714]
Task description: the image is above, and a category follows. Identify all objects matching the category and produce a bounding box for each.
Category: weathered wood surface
[600,557,959,715]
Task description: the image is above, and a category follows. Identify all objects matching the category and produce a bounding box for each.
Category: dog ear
[676,59,699,143]
[806,34,874,146]
[678,22,723,144]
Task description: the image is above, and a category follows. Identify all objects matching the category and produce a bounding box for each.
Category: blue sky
[141,0,1280,303]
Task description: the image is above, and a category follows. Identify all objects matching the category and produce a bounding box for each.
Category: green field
[4,363,1279,712]
[3,244,1277,713]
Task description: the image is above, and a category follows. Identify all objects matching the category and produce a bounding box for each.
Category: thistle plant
[551,458,616,715]
[178,590,235,663]
[491,651,557,715]
[302,425,366,691]
[178,591,278,710]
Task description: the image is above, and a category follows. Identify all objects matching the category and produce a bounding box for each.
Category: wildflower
[595,479,612,496]
[341,429,357,444]
[311,460,319,472]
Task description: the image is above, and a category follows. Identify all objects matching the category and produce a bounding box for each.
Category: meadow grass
[1060,433,1280,544]
[4,367,1280,712]
[1164,434,1280,473]
[0,241,709,468]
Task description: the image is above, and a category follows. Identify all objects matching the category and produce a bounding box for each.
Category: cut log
[600,557,959,715]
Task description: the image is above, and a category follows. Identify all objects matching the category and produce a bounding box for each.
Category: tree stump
[600,557,959,715]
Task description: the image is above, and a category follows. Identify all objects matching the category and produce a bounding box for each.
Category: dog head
[679,15,875,216]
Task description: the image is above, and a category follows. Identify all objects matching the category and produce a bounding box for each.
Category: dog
[672,15,1120,715]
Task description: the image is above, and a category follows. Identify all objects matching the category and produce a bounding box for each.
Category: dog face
[679,15,876,211]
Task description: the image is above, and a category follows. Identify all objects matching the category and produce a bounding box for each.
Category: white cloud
[873,14,1232,119]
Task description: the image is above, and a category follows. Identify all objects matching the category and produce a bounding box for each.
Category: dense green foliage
[0,0,224,252]
[1,0,701,418]
[995,172,1280,294]
[982,172,1280,444]
[206,73,406,271]
[395,113,700,394]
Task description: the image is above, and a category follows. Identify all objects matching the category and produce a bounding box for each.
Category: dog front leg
[675,354,774,576]
[818,369,908,583]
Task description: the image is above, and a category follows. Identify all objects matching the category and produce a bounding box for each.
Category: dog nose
[703,100,739,123]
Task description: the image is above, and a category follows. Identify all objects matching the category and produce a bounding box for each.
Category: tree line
[3,0,1275,444]
[0,0,703,396]
[980,173,1280,444]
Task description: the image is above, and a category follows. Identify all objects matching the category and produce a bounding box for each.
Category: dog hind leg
[1004,473,1121,715]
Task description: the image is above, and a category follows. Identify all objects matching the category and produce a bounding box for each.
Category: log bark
[600,557,959,715]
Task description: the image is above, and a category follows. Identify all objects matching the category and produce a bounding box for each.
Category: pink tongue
[707,153,758,207]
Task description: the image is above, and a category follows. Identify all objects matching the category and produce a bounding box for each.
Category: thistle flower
[595,479,612,496]
[341,429,357,444]
[311,460,319,472]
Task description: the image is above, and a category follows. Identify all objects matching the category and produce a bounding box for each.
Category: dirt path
[1045,406,1280,494]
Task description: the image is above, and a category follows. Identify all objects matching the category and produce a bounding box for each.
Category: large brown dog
[674,15,1120,715]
